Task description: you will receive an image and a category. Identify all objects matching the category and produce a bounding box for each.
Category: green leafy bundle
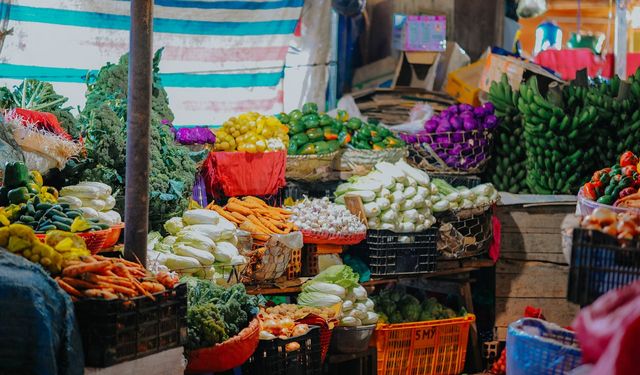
[79,49,197,227]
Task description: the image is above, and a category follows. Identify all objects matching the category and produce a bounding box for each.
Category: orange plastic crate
[372,314,475,375]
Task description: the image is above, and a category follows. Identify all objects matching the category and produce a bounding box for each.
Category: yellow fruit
[245,144,257,153]
[30,254,40,263]
[0,227,9,247]
[40,257,52,267]
[8,236,31,253]
[22,249,32,258]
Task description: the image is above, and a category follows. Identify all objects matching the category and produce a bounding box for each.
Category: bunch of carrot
[206,197,298,246]
[55,255,178,301]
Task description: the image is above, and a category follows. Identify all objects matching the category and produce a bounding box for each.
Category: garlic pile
[289,197,366,236]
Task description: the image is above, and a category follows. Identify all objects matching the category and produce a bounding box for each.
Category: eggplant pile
[485,74,528,193]
[401,103,498,172]
[518,77,598,194]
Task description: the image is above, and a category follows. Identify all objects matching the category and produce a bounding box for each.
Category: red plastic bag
[572,280,640,374]
[14,108,72,140]
[203,150,286,198]
[489,214,501,263]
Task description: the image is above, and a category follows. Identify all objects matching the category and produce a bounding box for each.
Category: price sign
[412,326,438,349]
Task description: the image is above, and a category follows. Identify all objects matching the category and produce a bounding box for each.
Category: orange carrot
[141,281,166,293]
[225,202,253,216]
[84,289,118,300]
[64,277,100,290]
[257,216,286,234]
[62,261,111,277]
[56,278,82,297]
[98,282,137,296]
[247,215,272,233]
[211,205,240,223]
[243,196,268,207]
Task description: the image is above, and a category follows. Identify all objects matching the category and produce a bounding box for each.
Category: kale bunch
[79,49,197,228]
[0,78,81,138]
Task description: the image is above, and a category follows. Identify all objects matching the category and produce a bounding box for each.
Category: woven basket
[333,147,407,177]
[102,223,124,249]
[35,229,111,254]
[301,230,366,245]
[286,151,339,182]
[404,129,494,174]
[186,317,260,373]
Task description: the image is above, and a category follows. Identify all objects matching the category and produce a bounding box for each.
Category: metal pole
[328,9,339,110]
[124,0,153,264]
[614,0,628,78]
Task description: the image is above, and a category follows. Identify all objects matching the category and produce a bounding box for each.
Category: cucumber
[33,195,41,206]
[39,220,52,228]
[54,222,72,231]
[97,223,110,230]
[59,203,70,210]
[47,209,66,218]
[26,203,36,216]
[37,224,56,232]
[34,211,45,220]
[88,218,100,223]
[65,211,81,218]
[52,215,73,225]
[36,203,53,211]
[19,215,34,223]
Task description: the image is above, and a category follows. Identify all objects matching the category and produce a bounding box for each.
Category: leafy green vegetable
[307,265,360,289]
[77,49,198,228]
[183,276,258,349]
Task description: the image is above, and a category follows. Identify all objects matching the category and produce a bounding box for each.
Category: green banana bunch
[485,74,528,193]
[519,76,597,194]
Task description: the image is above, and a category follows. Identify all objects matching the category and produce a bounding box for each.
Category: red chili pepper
[593,180,604,196]
[620,151,639,167]
[622,165,638,177]
[619,187,637,199]
[583,182,598,200]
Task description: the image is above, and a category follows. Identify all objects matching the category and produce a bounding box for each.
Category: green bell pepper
[289,109,303,121]
[305,128,324,142]
[275,112,290,124]
[287,142,298,155]
[288,120,305,135]
[7,187,29,205]
[597,194,615,205]
[299,143,316,155]
[302,114,320,130]
[314,141,330,154]
[302,102,319,115]
[353,140,372,150]
[346,118,363,131]
[327,140,340,152]
[319,114,333,126]
[378,126,392,138]
[3,161,29,189]
[291,133,310,147]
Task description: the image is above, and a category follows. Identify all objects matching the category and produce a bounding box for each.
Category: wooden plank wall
[494,204,579,339]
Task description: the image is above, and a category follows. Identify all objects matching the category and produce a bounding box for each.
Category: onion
[445,155,459,167]
[449,116,463,131]
[292,324,310,337]
[473,107,485,118]
[458,104,473,112]
[436,119,453,132]
[451,131,464,143]
[463,118,478,131]
[592,207,617,226]
[448,144,464,155]
[484,115,498,130]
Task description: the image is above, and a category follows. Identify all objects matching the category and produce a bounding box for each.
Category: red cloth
[203,150,286,198]
[534,49,613,80]
[572,280,640,374]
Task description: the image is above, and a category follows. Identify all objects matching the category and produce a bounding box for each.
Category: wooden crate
[494,198,579,340]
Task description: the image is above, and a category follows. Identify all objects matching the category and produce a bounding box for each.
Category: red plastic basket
[103,223,124,249]
[35,229,111,254]
[301,230,366,245]
[186,317,260,373]
[297,314,337,363]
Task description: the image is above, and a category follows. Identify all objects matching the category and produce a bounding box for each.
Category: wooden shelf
[246,258,494,295]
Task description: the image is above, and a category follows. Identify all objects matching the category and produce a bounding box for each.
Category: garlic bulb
[289,197,366,236]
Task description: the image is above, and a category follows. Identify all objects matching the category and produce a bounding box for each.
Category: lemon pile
[214,112,289,152]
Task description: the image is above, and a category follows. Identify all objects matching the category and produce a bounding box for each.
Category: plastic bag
[572,280,640,374]
[0,114,25,168]
[517,0,547,18]
[386,103,433,134]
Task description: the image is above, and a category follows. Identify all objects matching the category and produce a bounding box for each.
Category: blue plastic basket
[506,318,581,375]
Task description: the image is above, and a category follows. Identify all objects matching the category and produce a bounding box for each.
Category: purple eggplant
[400,133,417,143]
[484,114,498,130]
[449,116,463,131]
[444,155,460,167]
[434,134,450,145]
[462,117,478,131]
[458,104,474,112]
[451,131,464,143]
[436,118,453,133]
[482,102,495,114]
[424,119,438,132]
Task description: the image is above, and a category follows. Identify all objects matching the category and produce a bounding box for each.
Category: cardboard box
[391,51,441,90]
[352,56,397,91]
[445,59,485,106]
[479,52,564,94]
[393,14,446,52]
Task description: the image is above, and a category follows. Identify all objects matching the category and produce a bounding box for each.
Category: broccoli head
[186,302,228,350]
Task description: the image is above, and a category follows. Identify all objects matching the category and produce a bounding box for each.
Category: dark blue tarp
[0,250,84,375]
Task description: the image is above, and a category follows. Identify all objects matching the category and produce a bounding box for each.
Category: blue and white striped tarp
[0,0,304,127]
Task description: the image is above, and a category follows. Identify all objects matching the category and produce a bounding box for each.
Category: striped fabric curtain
[0,0,304,127]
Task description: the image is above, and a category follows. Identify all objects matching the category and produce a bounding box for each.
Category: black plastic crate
[568,228,640,306]
[358,228,439,277]
[75,283,187,367]
[243,325,322,375]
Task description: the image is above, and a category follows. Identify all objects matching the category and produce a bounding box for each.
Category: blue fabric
[0,250,84,375]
